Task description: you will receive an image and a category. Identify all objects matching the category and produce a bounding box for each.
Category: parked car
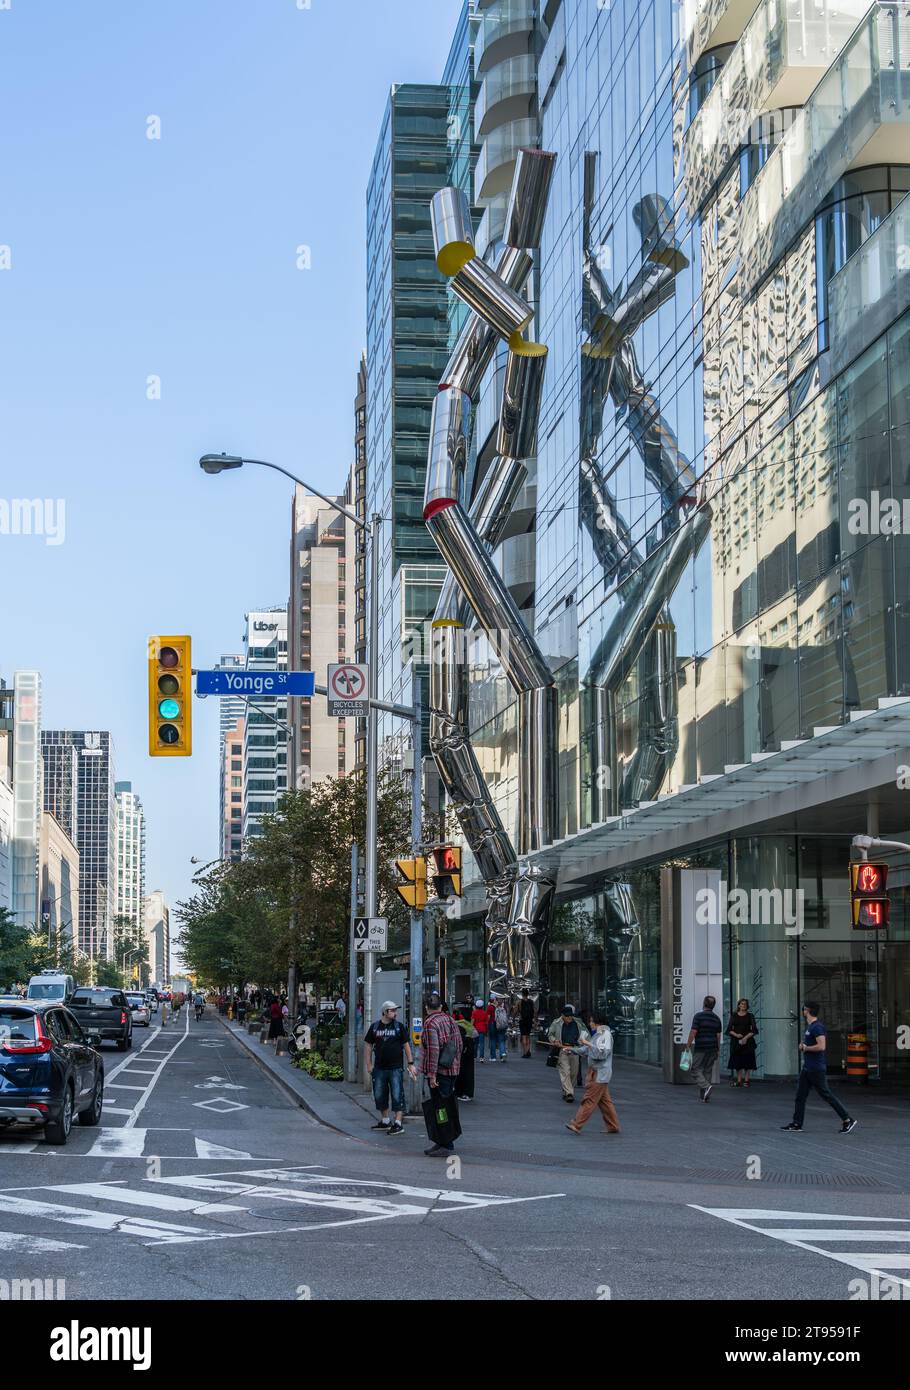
[126,992,151,1027]
[68,987,133,1051]
[143,990,159,1014]
[0,1000,104,1144]
[26,973,76,1004]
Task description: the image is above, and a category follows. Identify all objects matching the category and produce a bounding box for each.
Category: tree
[0,907,55,989]
[112,914,149,988]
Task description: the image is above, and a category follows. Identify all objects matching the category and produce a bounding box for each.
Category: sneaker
[371,1119,390,1130]
[478,1057,484,1064]
[840,1118,858,1134]
[697,1087,706,1101]
[563,1094,574,1102]
[387,1121,404,1136]
[424,1145,451,1157]
[703,1085,713,1102]
[780,1122,802,1131]
[500,1056,507,1063]
[565,1123,581,1134]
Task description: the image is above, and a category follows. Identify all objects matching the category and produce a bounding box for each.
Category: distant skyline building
[221,716,245,862]
[0,773,12,916]
[40,734,79,843]
[11,671,42,932]
[215,654,246,741]
[42,730,116,959]
[241,608,288,842]
[288,486,355,788]
[143,889,170,987]
[114,781,146,934]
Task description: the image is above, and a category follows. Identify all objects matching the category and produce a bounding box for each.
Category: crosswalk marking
[0,1230,86,1252]
[87,1128,148,1158]
[0,1166,565,1247]
[0,1140,38,1154]
[195,1139,252,1160]
[692,1206,910,1288]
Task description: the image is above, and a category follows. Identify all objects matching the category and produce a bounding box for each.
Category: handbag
[680,1047,693,1072]
[422,1088,462,1147]
[546,1046,560,1067]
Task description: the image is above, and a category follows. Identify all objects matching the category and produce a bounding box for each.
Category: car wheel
[44,1085,74,1145]
[116,1036,128,1051]
[77,1071,103,1127]
[143,1020,150,1027]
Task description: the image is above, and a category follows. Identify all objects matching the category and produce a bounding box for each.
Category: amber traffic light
[394,857,427,910]
[850,860,889,929]
[148,635,193,757]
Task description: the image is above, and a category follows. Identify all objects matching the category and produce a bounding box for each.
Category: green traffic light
[158,698,181,720]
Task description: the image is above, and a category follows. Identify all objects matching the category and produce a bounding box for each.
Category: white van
[26,973,76,1004]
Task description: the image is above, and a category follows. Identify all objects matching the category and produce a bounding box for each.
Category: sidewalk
[219,1015,909,1191]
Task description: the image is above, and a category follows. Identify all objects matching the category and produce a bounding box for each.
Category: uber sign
[353,917,388,953]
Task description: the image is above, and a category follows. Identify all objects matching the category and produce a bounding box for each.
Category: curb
[216,1013,361,1137]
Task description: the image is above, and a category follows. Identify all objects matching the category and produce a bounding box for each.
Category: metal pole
[363,514,381,1075]
[407,671,424,1114]
[345,842,359,1083]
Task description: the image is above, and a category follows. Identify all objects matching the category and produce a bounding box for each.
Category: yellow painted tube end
[508,332,548,357]
[432,618,465,629]
[437,242,475,278]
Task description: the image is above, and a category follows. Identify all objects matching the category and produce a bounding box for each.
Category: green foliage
[0,908,56,990]
[292,1051,344,1082]
[175,770,411,996]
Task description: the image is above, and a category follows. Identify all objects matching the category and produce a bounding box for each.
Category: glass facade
[427,0,910,1080]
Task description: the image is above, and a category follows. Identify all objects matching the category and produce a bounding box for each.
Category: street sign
[353,916,388,953]
[327,663,369,716]
[196,669,315,698]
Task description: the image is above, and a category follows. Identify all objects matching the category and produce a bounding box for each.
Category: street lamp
[199,452,383,1061]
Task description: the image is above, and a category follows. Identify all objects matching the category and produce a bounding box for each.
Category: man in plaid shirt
[421,994,463,1156]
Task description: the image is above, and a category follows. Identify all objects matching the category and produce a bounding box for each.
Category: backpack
[432,1014,458,1069]
[494,1003,509,1031]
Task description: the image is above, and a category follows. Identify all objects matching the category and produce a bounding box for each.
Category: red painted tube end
[424,497,457,521]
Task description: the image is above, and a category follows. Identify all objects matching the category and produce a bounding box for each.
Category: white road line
[43,1181,247,1216]
[0,1141,38,1154]
[106,1083,148,1091]
[195,1139,252,1160]
[0,1192,207,1240]
[0,1231,86,1252]
[101,1107,134,1116]
[122,1008,191,1128]
[86,1128,148,1158]
[692,1206,910,1290]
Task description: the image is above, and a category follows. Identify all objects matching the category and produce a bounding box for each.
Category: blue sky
[0,0,463,947]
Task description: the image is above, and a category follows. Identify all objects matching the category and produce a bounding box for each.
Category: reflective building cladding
[422,0,910,1082]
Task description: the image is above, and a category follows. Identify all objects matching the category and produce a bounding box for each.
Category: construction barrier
[846,1032,868,1079]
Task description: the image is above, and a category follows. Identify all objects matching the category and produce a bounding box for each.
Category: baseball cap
[381,1000,400,1011]
[561,1004,575,1015]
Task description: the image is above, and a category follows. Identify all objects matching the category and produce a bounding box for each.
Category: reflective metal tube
[424,387,471,516]
[497,341,548,461]
[504,148,558,250]
[431,187,475,277]
[443,246,532,397]
[450,257,533,342]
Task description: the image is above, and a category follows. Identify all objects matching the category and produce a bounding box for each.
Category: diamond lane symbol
[193,1097,249,1114]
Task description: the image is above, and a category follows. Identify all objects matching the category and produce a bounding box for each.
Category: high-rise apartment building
[10,671,42,932]
[42,730,116,959]
[114,782,146,933]
[241,608,288,841]
[39,813,79,953]
[417,0,910,1083]
[221,716,245,862]
[288,487,356,788]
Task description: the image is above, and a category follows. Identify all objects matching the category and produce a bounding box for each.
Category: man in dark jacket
[421,994,462,1157]
[687,995,722,1101]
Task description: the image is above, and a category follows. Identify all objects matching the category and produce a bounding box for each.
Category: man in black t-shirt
[686,995,722,1101]
[364,1001,416,1136]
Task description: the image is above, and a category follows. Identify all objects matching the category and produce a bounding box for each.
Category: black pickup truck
[68,987,133,1051]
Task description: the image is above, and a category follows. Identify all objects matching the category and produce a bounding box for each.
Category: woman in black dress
[726,998,758,1086]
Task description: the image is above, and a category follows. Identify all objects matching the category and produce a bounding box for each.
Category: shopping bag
[679,1047,693,1072]
[422,1090,462,1147]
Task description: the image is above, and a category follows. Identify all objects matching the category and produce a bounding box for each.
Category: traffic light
[148,635,193,757]
[430,844,462,899]
[850,860,889,929]
[394,857,427,910]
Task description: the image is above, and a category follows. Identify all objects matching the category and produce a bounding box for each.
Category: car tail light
[3,1015,54,1055]
[120,1011,127,1024]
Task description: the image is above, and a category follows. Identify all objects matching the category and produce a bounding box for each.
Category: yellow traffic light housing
[148,635,193,757]
[430,844,462,899]
[394,857,427,910]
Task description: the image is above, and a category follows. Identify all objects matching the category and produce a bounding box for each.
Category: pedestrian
[564,1010,620,1135]
[267,996,284,1042]
[781,1001,857,1133]
[364,1001,416,1135]
[491,995,510,1062]
[471,997,490,1063]
[421,992,463,1157]
[516,989,536,1058]
[726,997,759,1087]
[453,1007,475,1101]
[236,996,247,1026]
[686,995,722,1101]
[335,994,346,1022]
[548,1005,590,1102]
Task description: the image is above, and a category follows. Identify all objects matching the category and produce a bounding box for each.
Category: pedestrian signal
[430,845,462,899]
[850,860,889,929]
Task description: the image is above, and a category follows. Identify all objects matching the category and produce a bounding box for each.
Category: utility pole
[362,514,382,1047]
[345,842,360,1082]
[406,668,424,1113]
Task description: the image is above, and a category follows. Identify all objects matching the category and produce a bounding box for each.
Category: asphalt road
[0,1010,907,1302]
